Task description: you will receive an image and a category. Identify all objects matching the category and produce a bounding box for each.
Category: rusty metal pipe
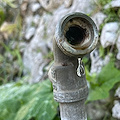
[48,12,98,120]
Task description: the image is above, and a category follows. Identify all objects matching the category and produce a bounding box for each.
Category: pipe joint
[49,64,88,103]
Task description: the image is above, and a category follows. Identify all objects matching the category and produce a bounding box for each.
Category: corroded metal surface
[49,62,88,103]
[55,12,98,57]
[48,12,98,120]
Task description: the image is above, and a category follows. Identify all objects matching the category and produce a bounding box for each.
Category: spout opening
[65,25,86,46]
[55,12,98,57]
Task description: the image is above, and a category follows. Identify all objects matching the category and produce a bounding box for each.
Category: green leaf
[0,6,5,26]
[97,60,120,85]
[1,0,17,8]
[99,46,105,57]
[53,116,60,120]
[85,67,96,84]
[0,80,58,120]
[87,60,120,101]
[0,22,17,34]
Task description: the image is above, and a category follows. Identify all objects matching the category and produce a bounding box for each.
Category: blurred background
[0,0,120,120]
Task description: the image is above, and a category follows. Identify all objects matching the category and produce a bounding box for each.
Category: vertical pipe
[60,100,87,120]
[49,40,88,120]
[48,12,98,120]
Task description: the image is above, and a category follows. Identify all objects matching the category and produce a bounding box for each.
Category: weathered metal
[48,12,98,120]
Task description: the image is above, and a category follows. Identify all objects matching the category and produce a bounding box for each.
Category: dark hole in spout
[65,25,86,45]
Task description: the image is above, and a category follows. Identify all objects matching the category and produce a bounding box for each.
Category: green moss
[98,0,112,6]
[104,8,120,22]
[44,51,54,60]
[99,8,120,32]
[95,0,120,32]
[0,6,5,25]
